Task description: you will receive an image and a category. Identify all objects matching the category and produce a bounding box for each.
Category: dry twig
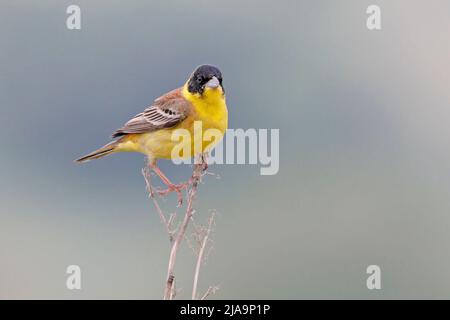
[192,212,215,299]
[142,155,218,300]
[201,286,220,300]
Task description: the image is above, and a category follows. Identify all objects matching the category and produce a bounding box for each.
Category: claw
[157,183,187,206]
[200,154,208,172]
[148,159,205,206]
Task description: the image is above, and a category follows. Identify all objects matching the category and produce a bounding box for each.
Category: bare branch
[143,154,218,300]
[201,285,220,300]
[142,167,175,242]
[163,158,204,300]
[192,212,215,299]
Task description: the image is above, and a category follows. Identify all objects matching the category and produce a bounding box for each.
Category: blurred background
[1,0,450,299]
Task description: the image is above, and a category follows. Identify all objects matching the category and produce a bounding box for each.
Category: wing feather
[112,88,191,138]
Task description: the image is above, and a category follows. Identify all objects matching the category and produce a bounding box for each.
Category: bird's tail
[75,141,119,163]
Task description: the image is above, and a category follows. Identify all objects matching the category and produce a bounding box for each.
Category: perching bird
[75,64,228,202]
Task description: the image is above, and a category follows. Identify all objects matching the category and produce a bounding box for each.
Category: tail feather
[75,141,118,163]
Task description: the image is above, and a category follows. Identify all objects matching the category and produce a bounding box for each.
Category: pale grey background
[1,0,450,299]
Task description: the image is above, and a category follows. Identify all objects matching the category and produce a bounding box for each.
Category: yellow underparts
[115,85,228,160]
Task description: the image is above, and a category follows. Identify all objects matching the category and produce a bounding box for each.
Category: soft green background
[1,0,450,299]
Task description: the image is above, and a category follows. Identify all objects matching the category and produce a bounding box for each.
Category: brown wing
[112,88,192,138]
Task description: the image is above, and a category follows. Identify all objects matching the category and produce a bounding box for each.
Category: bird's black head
[187,64,224,95]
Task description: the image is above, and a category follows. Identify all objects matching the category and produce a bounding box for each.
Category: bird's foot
[201,161,208,172]
[157,183,187,206]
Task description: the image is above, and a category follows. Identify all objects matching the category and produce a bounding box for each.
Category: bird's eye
[196,76,203,84]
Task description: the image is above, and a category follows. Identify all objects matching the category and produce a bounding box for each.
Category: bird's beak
[205,76,220,89]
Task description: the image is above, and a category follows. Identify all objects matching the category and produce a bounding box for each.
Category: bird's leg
[172,153,209,189]
[148,154,209,205]
[149,162,185,206]
[201,153,208,172]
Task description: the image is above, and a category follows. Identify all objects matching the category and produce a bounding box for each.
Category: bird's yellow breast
[118,85,228,160]
[182,84,228,134]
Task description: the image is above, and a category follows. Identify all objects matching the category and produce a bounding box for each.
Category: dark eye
[196,76,203,84]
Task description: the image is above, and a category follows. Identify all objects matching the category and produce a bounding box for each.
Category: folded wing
[112,88,191,138]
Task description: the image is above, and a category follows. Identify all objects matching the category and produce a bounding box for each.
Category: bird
[75,64,228,203]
